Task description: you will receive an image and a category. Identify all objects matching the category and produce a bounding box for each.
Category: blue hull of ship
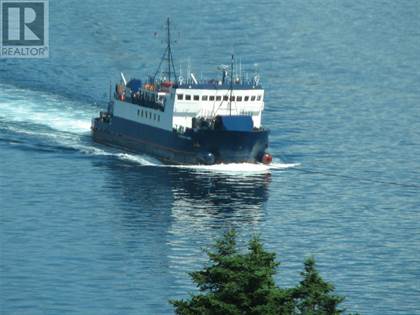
[91,116,269,165]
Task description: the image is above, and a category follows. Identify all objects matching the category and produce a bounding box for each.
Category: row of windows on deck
[177,94,262,102]
[137,109,161,122]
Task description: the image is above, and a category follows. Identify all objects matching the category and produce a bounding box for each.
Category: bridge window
[223,95,228,101]
[237,96,242,102]
[244,96,249,101]
[177,94,183,100]
[230,96,235,101]
[202,95,208,101]
[209,95,215,101]
[185,95,191,101]
[257,95,262,101]
[158,115,160,122]
[216,96,221,101]
[141,110,144,117]
[193,95,199,101]
[251,96,256,101]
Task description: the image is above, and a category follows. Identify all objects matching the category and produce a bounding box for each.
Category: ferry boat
[91,19,272,165]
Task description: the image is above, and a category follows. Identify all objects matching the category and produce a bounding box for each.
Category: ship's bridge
[172,85,264,130]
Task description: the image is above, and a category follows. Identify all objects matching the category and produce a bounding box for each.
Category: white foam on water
[175,163,270,173]
[0,84,119,158]
[62,142,161,166]
[0,84,94,134]
[5,120,159,166]
[169,161,299,175]
[115,153,161,166]
[270,162,301,170]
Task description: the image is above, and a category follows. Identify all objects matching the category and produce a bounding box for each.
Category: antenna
[187,58,191,84]
[253,63,260,86]
[217,64,229,84]
[239,57,242,83]
[229,54,234,116]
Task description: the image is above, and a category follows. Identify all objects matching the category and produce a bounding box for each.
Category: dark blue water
[1,1,419,314]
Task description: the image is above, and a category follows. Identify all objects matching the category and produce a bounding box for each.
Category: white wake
[171,161,298,174]
[0,85,93,134]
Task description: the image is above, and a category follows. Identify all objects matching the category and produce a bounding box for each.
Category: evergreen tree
[292,257,345,315]
[171,230,353,315]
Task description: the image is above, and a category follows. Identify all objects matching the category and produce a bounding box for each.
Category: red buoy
[262,153,272,165]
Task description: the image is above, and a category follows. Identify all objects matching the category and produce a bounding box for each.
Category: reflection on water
[170,169,271,229]
[98,158,271,231]
[94,158,272,302]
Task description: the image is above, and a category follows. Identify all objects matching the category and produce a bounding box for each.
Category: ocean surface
[1,0,419,314]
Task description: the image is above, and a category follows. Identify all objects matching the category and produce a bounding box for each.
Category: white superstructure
[112,84,265,133]
[173,88,264,129]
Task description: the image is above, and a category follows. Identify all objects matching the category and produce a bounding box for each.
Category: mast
[153,18,177,82]
[167,18,172,81]
[229,54,234,116]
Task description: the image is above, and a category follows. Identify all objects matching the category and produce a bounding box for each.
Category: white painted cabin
[112,84,265,133]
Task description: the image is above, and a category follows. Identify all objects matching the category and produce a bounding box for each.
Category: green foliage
[291,257,345,315]
[171,230,355,315]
